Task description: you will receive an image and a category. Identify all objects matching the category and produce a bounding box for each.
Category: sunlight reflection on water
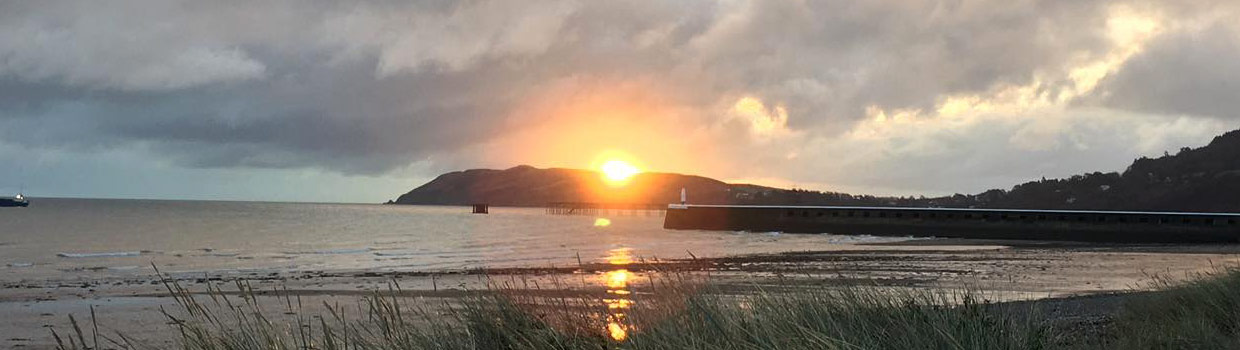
[603,247,633,341]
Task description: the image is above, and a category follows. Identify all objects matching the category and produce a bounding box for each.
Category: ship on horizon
[1,193,29,207]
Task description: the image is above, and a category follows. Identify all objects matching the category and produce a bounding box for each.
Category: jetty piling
[471,203,489,214]
[545,202,666,216]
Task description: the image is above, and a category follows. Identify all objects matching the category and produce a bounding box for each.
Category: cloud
[0,1,274,90]
[0,0,1239,198]
[1090,20,1240,119]
[730,96,791,139]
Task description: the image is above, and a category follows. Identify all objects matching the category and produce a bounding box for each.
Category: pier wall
[663,205,1240,243]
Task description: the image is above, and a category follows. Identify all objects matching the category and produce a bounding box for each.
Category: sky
[2,0,1239,203]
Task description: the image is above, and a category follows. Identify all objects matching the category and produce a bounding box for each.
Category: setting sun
[600,160,640,184]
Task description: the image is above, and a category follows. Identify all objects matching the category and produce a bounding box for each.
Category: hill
[392,165,774,206]
[968,129,1240,212]
[393,129,1240,212]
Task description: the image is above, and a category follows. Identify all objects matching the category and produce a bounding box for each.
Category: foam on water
[56,251,142,258]
[824,234,923,244]
[372,250,433,257]
[283,247,374,255]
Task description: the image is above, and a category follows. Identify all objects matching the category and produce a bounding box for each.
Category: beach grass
[52,268,1240,350]
[1094,268,1240,349]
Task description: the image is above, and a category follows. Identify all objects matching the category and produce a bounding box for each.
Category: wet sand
[4,239,1240,349]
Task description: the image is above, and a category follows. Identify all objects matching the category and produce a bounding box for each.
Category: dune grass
[1096,268,1240,349]
[51,268,1240,350]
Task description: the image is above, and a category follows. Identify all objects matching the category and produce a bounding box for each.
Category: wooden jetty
[545,202,666,216]
[664,204,1240,243]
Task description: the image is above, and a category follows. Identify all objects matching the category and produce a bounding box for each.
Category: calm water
[0,198,908,282]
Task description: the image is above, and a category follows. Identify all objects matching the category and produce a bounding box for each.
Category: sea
[0,198,911,282]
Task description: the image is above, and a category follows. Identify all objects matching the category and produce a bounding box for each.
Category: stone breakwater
[664,205,1240,243]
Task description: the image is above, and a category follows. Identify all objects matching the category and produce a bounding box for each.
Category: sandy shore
[4,239,1240,349]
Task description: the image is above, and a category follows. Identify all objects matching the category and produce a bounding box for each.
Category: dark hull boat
[1,194,28,207]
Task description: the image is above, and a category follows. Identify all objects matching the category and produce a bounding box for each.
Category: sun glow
[600,159,640,184]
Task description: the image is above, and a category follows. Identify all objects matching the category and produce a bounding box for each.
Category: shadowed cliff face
[393,165,766,206]
[394,128,1240,212]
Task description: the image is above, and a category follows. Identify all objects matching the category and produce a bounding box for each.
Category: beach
[4,238,1239,349]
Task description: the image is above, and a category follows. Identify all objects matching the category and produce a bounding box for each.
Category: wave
[372,250,434,257]
[56,251,141,258]
[824,234,922,244]
[59,265,138,272]
[283,247,373,255]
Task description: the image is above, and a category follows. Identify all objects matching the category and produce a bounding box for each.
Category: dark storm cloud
[0,55,529,173]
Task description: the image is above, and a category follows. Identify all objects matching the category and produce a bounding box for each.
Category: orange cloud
[731,96,789,138]
[475,77,724,177]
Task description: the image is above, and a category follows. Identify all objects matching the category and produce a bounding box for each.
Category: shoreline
[4,239,1240,348]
